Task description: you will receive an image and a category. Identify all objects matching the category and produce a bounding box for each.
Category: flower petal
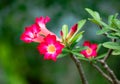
[37,34,64,61]
[37,43,47,54]
[90,44,98,50]
[83,41,91,47]
[44,34,56,44]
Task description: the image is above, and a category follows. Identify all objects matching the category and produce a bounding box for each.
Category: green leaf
[103,42,120,50]
[107,34,119,39]
[108,15,114,25]
[72,46,88,52]
[77,56,89,61]
[85,8,101,21]
[112,50,120,55]
[57,53,68,59]
[62,48,71,53]
[77,20,86,31]
[69,32,83,48]
[62,24,68,40]
[71,51,84,57]
[114,33,120,38]
[71,51,88,61]
[112,19,120,29]
[97,44,102,52]
[96,27,110,35]
[88,18,101,25]
[95,53,107,60]
[70,31,84,44]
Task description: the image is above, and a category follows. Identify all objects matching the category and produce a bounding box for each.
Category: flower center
[47,44,56,54]
[86,48,92,55]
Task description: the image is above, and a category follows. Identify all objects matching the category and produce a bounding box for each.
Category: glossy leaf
[103,42,120,50]
[112,50,120,55]
[62,24,68,40]
[96,44,102,52]
[72,46,88,52]
[71,51,88,61]
[95,53,107,60]
[96,27,110,35]
[70,31,84,44]
[57,53,68,58]
[85,8,101,21]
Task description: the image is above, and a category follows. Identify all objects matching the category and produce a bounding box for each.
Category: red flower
[80,41,98,58]
[37,34,64,61]
[20,24,41,43]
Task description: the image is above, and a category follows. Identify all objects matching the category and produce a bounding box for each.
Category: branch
[90,63,113,83]
[98,60,120,84]
[70,54,88,84]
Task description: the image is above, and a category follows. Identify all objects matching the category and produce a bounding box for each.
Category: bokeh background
[0,0,120,84]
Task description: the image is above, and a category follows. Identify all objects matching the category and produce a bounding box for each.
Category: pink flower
[35,16,50,29]
[21,16,60,43]
[20,24,41,43]
[37,34,64,61]
[35,16,60,42]
[80,41,98,58]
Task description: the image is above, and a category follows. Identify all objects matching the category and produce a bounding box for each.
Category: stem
[98,60,120,84]
[91,63,113,83]
[70,54,88,84]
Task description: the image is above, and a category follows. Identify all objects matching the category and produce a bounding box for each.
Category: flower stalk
[70,54,88,84]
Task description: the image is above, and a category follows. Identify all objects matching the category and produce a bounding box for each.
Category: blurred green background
[0,0,120,84]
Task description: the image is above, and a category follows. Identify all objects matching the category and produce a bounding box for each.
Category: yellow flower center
[47,44,56,54]
[86,48,92,55]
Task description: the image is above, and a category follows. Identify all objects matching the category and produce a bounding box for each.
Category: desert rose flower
[35,16,60,41]
[37,34,64,61]
[21,16,60,43]
[80,41,98,59]
[20,24,41,43]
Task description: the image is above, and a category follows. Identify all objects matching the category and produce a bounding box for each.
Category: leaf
[114,33,120,38]
[77,56,89,61]
[96,27,110,35]
[103,42,120,50]
[85,8,101,21]
[62,24,68,40]
[88,18,100,25]
[95,53,107,60]
[72,46,88,52]
[107,33,119,39]
[71,51,88,61]
[71,51,84,57]
[97,44,102,52]
[77,20,86,31]
[57,53,68,59]
[70,31,84,46]
[112,19,120,29]
[57,48,71,58]
[108,15,114,25]
[62,48,71,53]
[112,50,120,55]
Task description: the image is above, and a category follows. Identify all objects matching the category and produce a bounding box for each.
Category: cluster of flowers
[20,16,98,61]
